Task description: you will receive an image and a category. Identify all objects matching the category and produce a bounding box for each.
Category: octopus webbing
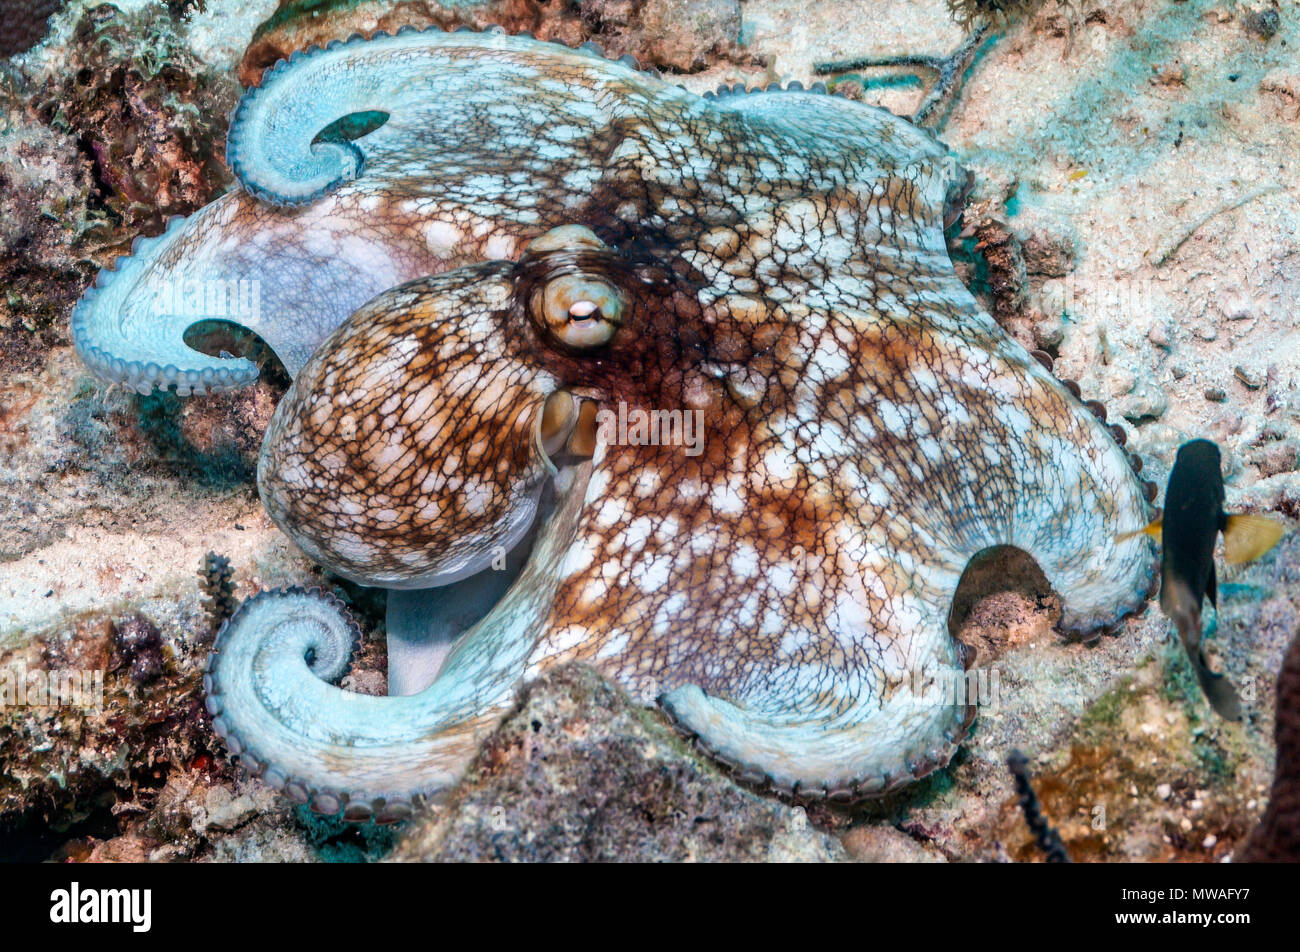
[70,28,1159,819]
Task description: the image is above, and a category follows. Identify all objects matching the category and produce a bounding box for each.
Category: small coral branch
[814,23,993,128]
[812,0,1063,127]
[1007,749,1071,862]
[199,552,238,634]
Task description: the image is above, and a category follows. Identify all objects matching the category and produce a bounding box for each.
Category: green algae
[293,804,400,862]
[1078,673,1137,739]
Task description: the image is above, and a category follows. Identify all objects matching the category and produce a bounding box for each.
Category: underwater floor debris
[0,0,1298,864]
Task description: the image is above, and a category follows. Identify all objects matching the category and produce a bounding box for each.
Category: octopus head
[257,223,676,590]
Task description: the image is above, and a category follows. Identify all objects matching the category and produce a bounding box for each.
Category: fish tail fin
[1223,514,1285,564]
[1116,517,1163,544]
[1194,655,1243,721]
[1167,588,1241,720]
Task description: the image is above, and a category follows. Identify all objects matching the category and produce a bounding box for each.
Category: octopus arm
[809,205,1159,639]
[647,406,1153,795]
[73,30,689,395]
[72,208,261,395]
[225,28,689,205]
[70,187,432,394]
[206,461,594,816]
[844,303,1160,636]
[660,658,971,799]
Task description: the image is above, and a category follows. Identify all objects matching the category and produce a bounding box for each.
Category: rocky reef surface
[1,0,1297,862]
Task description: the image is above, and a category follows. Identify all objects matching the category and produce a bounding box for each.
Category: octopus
[71,28,1158,821]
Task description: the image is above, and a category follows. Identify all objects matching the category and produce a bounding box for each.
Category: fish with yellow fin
[1121,439,1285,719]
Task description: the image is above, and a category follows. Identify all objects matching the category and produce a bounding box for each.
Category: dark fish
[1122,439,1285,719]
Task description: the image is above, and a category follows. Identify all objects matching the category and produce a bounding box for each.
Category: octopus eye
[522,224,630,352]
[532,274,625,350]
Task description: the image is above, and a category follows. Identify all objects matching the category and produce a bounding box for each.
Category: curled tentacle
[71,213,261,395]
[226,28,645,206]
[228,38,377,206]
[206,461,594,815]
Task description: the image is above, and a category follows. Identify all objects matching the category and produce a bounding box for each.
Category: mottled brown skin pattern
[261,265,557,587]
[183,33,1159,806]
